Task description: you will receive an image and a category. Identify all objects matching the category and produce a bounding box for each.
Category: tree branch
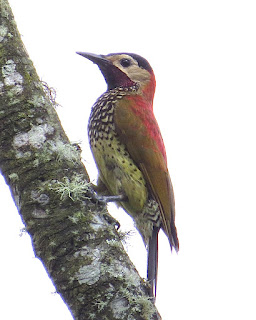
[0,1,161,319]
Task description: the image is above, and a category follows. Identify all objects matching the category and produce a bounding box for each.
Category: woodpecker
[77,52,179,297]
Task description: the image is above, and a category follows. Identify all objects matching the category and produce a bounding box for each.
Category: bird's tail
[147,227,159,297]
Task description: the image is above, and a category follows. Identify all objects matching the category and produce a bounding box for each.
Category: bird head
[77,52,156,100]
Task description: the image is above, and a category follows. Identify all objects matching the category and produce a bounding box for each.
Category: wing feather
[114,98,179,251]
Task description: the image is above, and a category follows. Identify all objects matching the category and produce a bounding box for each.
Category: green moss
[0,0,10,19]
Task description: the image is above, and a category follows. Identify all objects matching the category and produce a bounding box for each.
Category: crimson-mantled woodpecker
[77,52,179,297]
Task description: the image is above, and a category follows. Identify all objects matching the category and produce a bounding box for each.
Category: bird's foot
[103,213,120,230]
[86,186,127,229]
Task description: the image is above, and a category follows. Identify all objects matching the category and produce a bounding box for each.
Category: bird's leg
[88,178,128,204]
[93,193,128,203]
[85,178,127,229]
[86,184,127,203]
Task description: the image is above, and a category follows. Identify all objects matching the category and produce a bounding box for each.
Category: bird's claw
[103,213,120,230]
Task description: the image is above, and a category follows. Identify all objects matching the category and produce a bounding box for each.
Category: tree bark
[0,1,161,319]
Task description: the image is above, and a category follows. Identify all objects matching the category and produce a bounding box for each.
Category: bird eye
[120,58,131,68]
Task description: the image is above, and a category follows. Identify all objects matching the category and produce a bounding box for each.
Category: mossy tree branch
[0,1,161,319]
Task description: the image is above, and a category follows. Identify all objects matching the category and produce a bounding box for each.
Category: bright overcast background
[1,1,256,319]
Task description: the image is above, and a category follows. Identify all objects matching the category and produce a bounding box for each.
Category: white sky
[1,0,256,319]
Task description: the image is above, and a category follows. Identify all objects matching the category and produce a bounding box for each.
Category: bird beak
[76,52,110,66]
[76,51,134,90]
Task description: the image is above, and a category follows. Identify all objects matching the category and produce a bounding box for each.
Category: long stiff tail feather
[147,227,159,297]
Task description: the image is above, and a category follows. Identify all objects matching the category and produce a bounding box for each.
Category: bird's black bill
[76,52,109,66]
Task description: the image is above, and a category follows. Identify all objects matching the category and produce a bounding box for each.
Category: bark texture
[0,1,161,319]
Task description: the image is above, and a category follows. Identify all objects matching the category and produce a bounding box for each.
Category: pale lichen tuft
[31,190,50,205]
[49,140,81,164]
[50,175,91,201]
[8,172,19,181]
[0,25,8,42]
[2,60,23,95]
[32,208,48,218]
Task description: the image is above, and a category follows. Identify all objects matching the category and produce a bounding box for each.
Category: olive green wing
[114,99,179,251]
